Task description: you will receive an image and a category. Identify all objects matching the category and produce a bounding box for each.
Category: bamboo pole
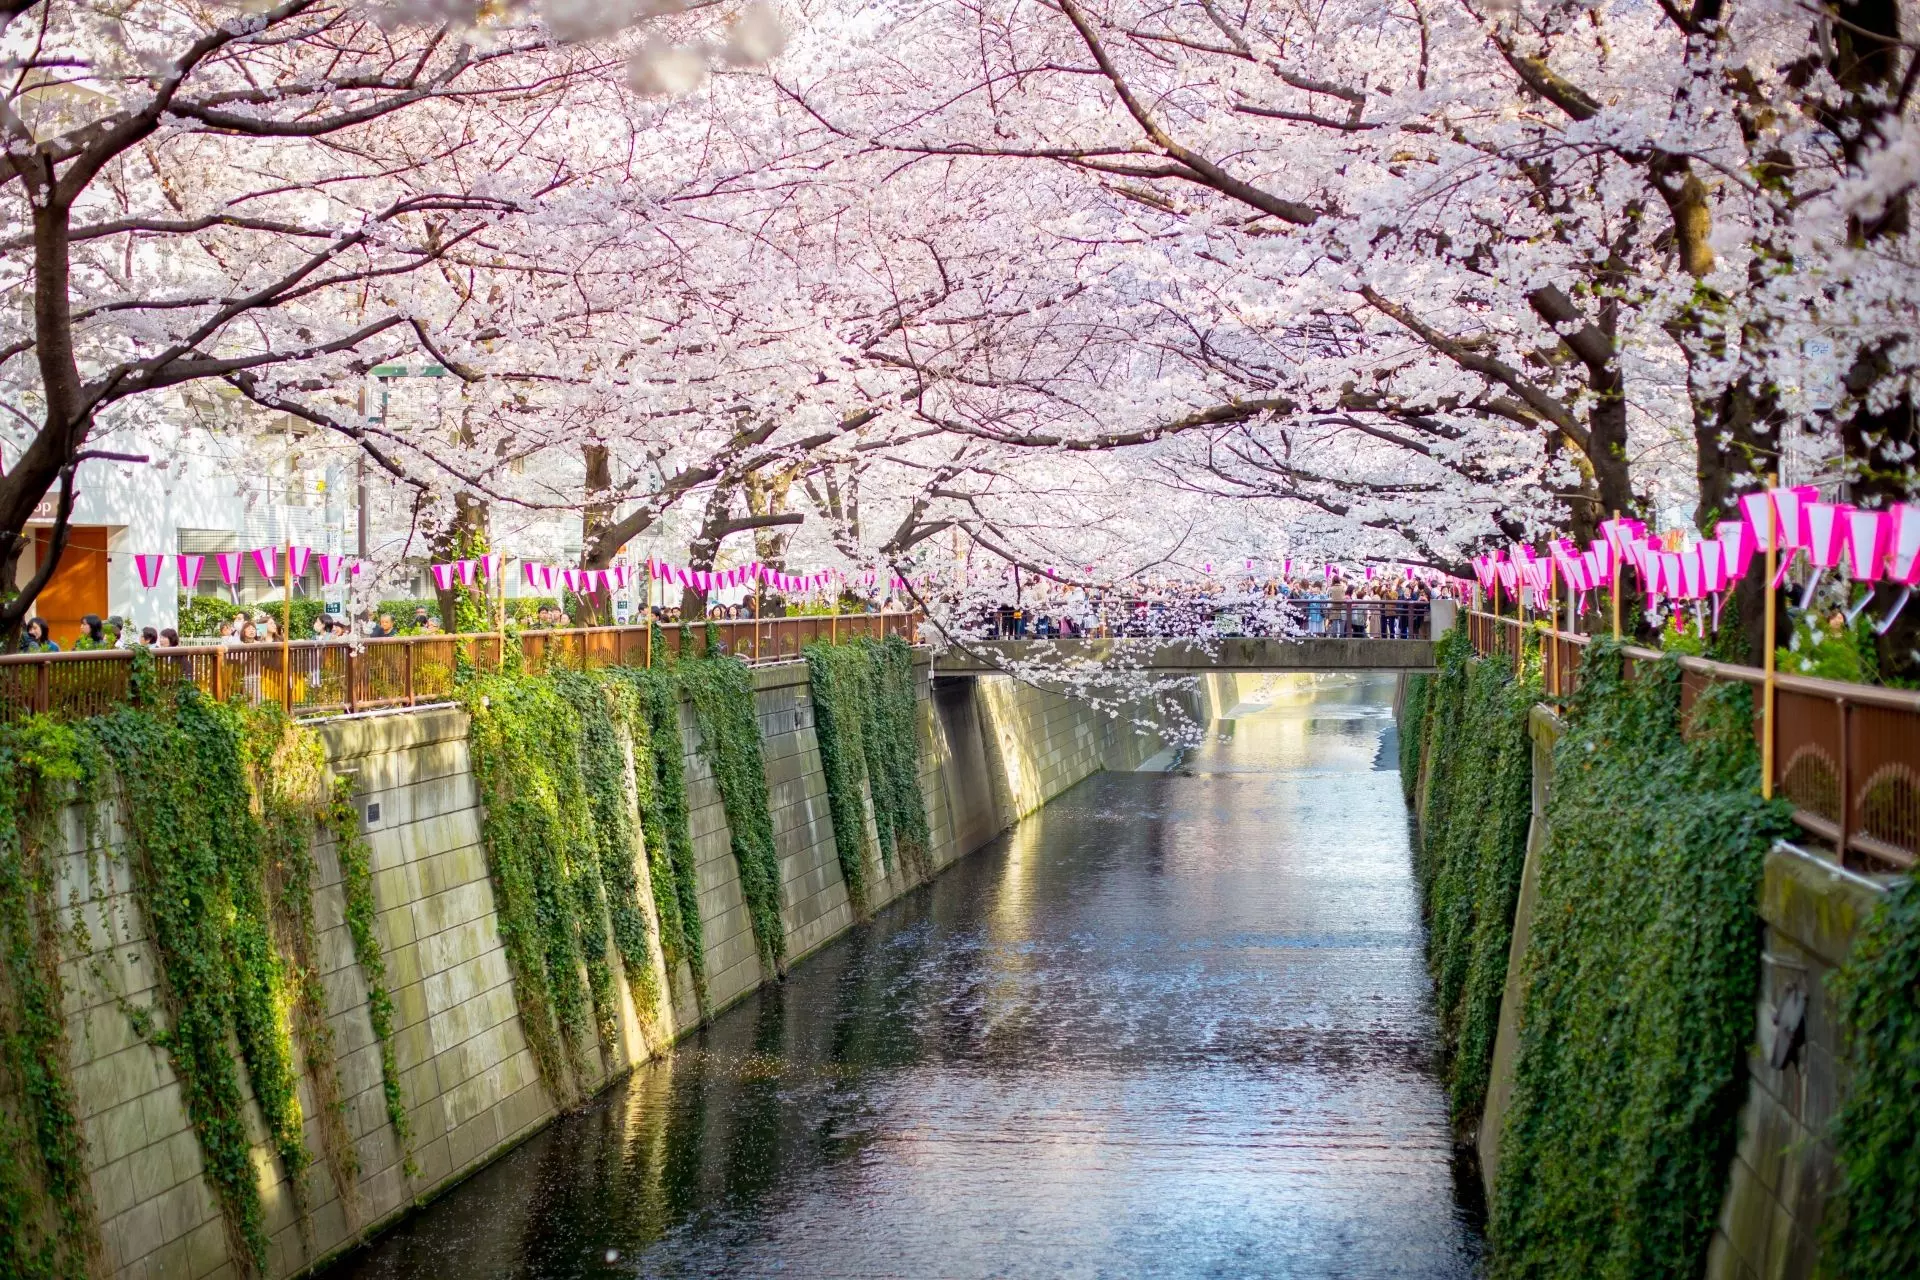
[1763,483,1778,800]
[282,537,293,711]
[1611,509,1623,642]
[1548,556,1558,695]
[643,562,653,669]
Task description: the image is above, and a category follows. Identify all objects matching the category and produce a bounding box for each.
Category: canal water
[326,675,1484,1279]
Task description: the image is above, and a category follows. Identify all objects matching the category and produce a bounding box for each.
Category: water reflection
[325,675,1482,1278]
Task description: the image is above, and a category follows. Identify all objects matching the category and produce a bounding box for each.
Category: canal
[324,675,1485,1278]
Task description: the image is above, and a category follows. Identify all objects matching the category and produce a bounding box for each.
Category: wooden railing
[0,613,920,725]
[1464,610,1920,874]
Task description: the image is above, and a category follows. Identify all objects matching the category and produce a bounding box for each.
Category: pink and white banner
[216,552,245,586]
[177,554,205,589]
[135,554,166,589]
[287,546,312,580]
[251,547,278,582]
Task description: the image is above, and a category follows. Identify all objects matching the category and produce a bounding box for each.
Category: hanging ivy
[463,673,604,1107]
[324,777,414,1178]
[1824,873,1920,1279]
[1398,672,1429,801]
[551,669,665,1037]
[1402,633,1539,1130]
[863,637,930,877]
[806,635,930,908]
[1487,642,1793,1280]
[803,640,876,912]
[678,656,786,979]
[605,666,706,1013]
[85,689,283,1272]
[0,716,103,1280]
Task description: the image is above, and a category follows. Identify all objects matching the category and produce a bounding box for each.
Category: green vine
[1405,630,1540,1130]
[551,669,663,1039]
[1398,672,1429,802]
[324,777,414,1179]
[805,635,930,909]
[1824,873,1920,1279]
[0,716,102,1280]
[1487,642,1793,1280]
[86,689,284,1272]
[463,672,604,1107]
[863,637,930,877]
[678,656,786,979]
[615,666,707,1012]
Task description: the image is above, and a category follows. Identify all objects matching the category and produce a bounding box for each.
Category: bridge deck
[934,636,1437,673]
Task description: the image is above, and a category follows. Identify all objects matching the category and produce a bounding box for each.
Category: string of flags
[1469,488,1920,635]
[123,548,905,599]
[132,548,365,590]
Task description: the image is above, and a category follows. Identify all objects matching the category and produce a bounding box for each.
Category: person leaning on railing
[20,617,59,652]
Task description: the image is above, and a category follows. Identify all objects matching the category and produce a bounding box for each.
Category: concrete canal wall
[1471,704,1887,1280]
[49,660,1215,1280]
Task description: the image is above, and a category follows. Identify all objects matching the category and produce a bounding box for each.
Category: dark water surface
[326,676,1484,1279]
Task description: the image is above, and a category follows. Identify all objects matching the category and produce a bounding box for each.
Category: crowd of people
[962,573,1465,641]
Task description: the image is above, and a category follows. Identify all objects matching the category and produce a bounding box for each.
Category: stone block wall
[57,656,1193,1280]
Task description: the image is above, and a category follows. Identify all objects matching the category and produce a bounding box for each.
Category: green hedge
[1408,630,1541,1132]
[1488,642,1792,1280]
[1398,672,1429,801]
[1825,874,1920,1278]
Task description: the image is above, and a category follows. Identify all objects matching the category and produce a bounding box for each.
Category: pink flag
[430,563,455,592]
[457,559,478,587]
[1773,485,1818,551]
[612,566,629,589]
[539,564,556,591]
[1704,541,1729,593]
[1740,491,1779,553]
[482,553,503,581]
[1887,505,1920,583]
[287,546,312,579]
[523,562,543,589]
[216,552,245,586]
[316,553,343,585]
[1680,548,1704,599]
[251,547,278,582]
[1716,520,1754,581]
[177,554,205,589]
[1845,509,1890,582]
[135,554,166,589]
[1805,503,1851,570]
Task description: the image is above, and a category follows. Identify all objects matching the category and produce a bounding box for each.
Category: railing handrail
[0,612,924,725]
[1465,609,1920,710]
[1461,608,1919,873]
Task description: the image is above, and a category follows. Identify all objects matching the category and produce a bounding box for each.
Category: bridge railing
[967,598,1438,641]
[0,612,921,724]
[1464,610,1920,874]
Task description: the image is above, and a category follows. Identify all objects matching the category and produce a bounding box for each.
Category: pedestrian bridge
[934,634,1438,674]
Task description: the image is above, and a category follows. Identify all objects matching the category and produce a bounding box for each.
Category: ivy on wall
[1397,672,1429,802]
[0,717,103,1280]
[606,667,706,1012]
[678,656,787,979]
[552,669,665,1038]
[463,673,603,1107]
[80,683,384,1272]
[324,778,414,1178]
[1405,630,1540,1131]
[863,637,930,877]
[1487,643,1792,1280]
[1825,873,1920,1279]
[806,635,931,911]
